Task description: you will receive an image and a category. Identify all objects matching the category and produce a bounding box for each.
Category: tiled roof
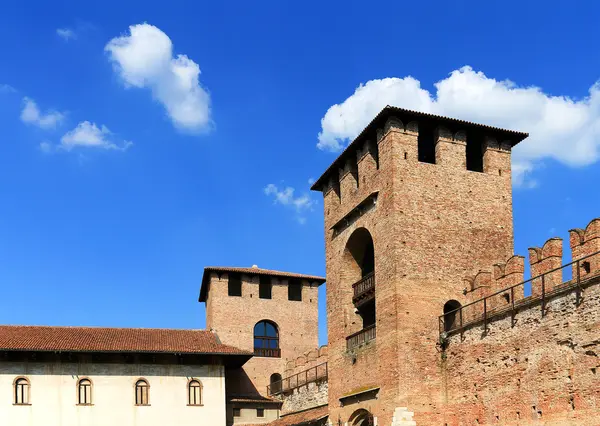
[199,266,326,302]
[246,405,328,426]
[311,105,529,191]
[0,325,252,356]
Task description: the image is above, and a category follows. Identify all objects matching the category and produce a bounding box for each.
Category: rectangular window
[466,132,484,172]
[259,276,272,299]
[288,279,302,301]
[233,408,241,417]
[418,122,436,164]
[257,408,265,417]
[228,274,242,297]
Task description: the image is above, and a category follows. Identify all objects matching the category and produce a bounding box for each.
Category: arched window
[188,379,202,406]
[14,377,30,405]
[77,378,92,405]
[135,379,150,406]
[443,300,462,332]
[269,373,282,395]
[254,320,280,357]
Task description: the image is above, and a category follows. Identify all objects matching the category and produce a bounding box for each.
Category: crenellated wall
[442,218,600,425]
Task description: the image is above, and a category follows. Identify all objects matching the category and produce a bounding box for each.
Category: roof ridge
[0,324,209,332]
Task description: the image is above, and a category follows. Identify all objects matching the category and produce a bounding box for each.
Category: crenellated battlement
[311,106,528,230]
[443,217,600,336]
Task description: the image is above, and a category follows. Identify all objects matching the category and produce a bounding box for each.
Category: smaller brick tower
[199,265,325,425]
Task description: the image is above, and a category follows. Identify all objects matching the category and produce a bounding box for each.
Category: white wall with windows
[0,361,226,426]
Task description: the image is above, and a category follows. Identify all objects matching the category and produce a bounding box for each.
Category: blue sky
[1,0,599,346]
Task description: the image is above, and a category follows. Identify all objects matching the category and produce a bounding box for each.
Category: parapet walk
[459,217,600,323]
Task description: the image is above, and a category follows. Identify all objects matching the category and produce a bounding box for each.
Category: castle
[1,106,599,426]
[206,106,600,425]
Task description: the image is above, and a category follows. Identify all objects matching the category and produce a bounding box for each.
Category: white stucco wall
[0,361,226,426]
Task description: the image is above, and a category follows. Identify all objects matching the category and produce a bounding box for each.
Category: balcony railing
[267,362,328,396]
[346,325,376,350]
[254,348,281,358]
[352,272,375,305]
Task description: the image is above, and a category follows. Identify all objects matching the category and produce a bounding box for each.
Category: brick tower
[199,266,326,425]
[310,106,528,425]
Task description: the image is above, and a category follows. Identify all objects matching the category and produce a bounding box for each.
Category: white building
[0,325,251,426]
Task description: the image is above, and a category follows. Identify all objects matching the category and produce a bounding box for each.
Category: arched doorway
[349,409,374,426]
[269,373,282,395]
[443,300,462,332]
[344,228,376,329]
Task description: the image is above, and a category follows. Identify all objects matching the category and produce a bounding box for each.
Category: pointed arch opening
[349,409,374,426]
[344,227,376,330]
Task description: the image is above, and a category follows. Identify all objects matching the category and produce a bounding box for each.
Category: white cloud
[264,184,315,224]
[56,28,77,41]
[317,66,600,187]
[0,84,16,93]
[39,141,53,153]
[57,121,132,152]
[20,97,65,129]
[105,23,212,133]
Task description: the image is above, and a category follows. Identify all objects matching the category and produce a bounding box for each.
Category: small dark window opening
[503,293,510,304]
[257,408,265,417]
[228,274,242,297]
[357,299,376,329]
[288,279,302,301]
[417,121,436,164]
[233,408,241,417]
[259,276,272,299]
[466,132,484,172]
[582,261,591,274]
[443,300,462,332]
[270,373,282,394]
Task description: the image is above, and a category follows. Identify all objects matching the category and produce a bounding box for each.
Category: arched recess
[269,373,282,395]
[348,408,374,426]
[343,228,376,329]
[443,300,462,332]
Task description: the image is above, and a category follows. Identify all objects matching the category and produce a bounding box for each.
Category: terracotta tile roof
[245,405,328,426]
[311,105,529,191]
[0,325,252,357]
[199,266,326,302]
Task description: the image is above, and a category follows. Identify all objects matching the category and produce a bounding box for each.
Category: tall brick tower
[199,266,326,425]
[310,106,528,425]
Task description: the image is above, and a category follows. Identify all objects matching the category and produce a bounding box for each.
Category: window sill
[76,404,94,406]
[13,403,31,406]
[187,404,203,407]
[135,404,151,407]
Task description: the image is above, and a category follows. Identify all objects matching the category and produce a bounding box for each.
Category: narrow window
[259,276,272,299]
[443,300,462,332]
[14,378,30,405]
[417,121,436,164]
[135,379,150,405]
[228,273,242,297]
[188,380,202,406]
[233,408,241,417]
[77,378,92,405]
[257,408,265,417]
[466,132,484,172]
[583,261,591,274]
[288,279,302,301]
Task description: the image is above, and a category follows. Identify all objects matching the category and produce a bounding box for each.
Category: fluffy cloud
[317,66,600,187]
[58,121,132,151]
[20,97,65,129]
[105,23,212,133]
[264,184,315,224]
[56,28,76,41]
